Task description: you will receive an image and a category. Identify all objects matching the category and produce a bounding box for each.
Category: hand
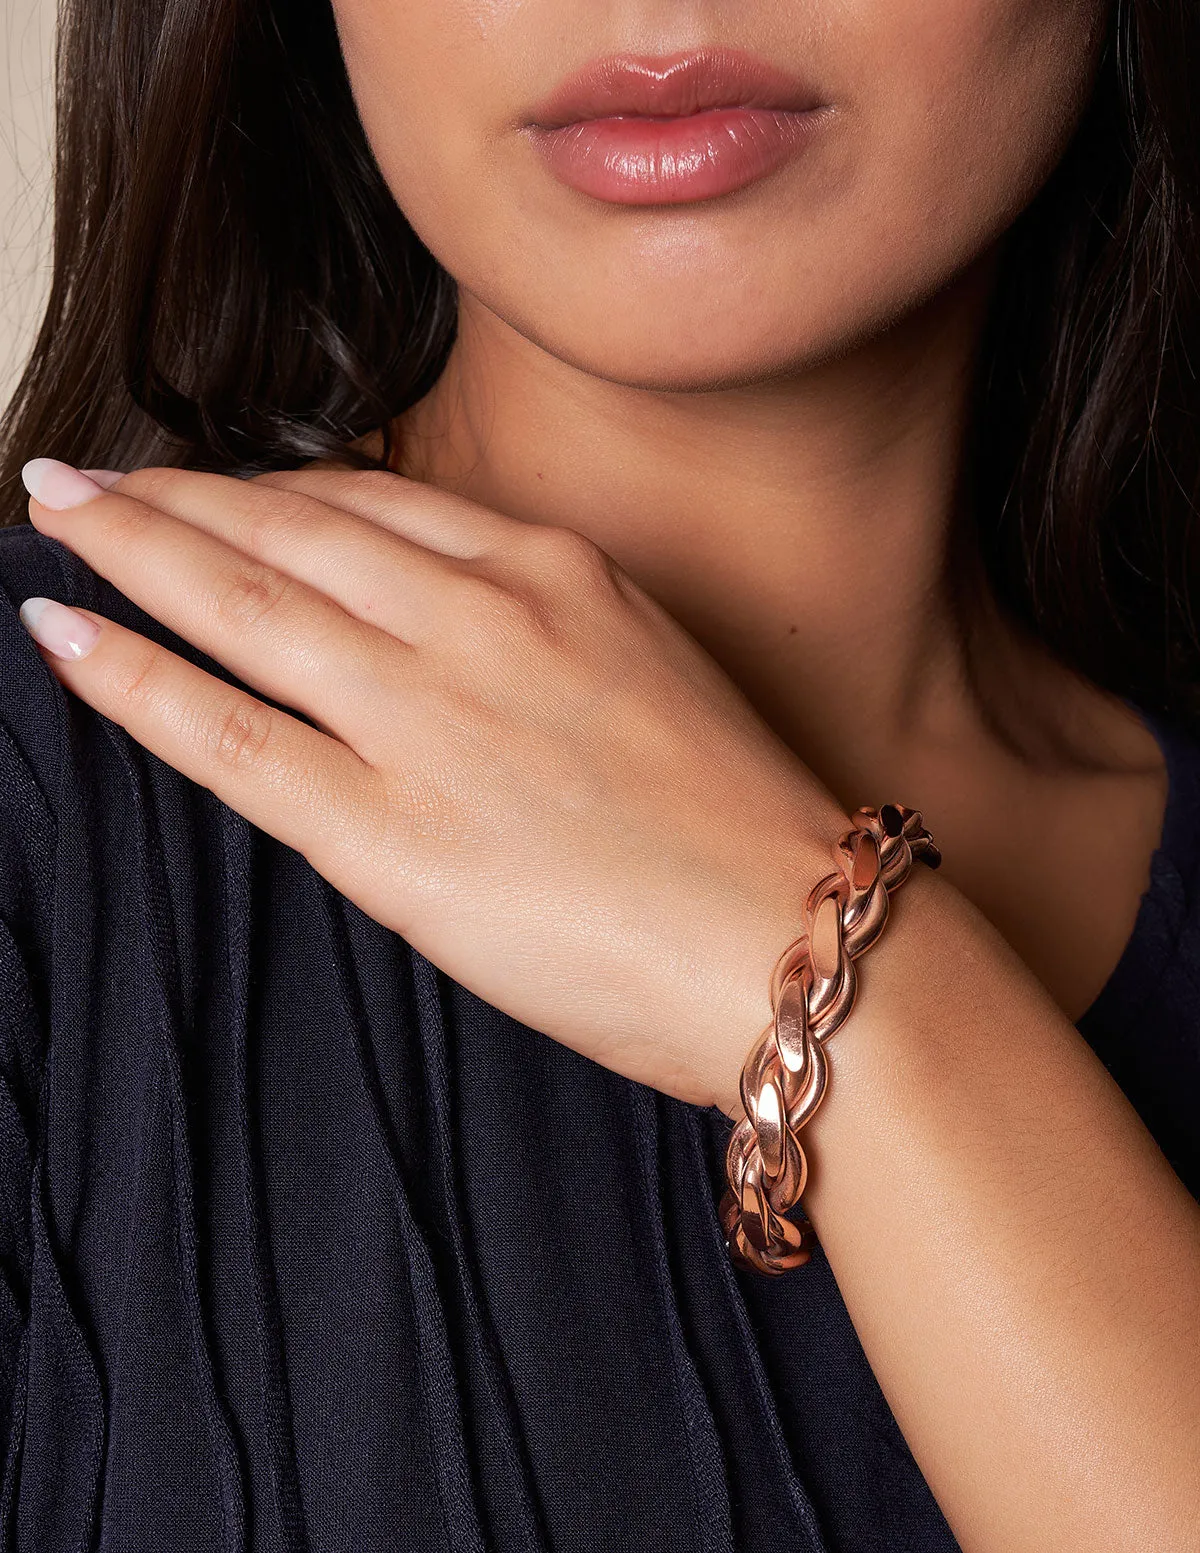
[20,458,849,1116]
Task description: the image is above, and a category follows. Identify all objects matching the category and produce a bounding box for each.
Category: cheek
[329,0,487,169]
[848,0,1106,245]
[331,0,520,252]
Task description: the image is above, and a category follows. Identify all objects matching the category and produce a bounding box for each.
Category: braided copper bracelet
[719,803,941,1276]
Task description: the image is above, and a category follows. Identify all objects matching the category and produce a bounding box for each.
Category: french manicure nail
[18,597,101,660]
[21,458,106,510]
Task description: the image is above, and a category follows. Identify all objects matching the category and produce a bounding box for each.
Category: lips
[525,48,829,205]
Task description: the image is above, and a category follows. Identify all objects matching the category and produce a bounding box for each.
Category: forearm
[730,864,1200,1553]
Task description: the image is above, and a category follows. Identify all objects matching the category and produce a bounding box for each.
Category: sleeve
[0,525,72,1470]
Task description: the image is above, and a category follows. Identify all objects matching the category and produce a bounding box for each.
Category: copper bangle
[719,803,941,1276]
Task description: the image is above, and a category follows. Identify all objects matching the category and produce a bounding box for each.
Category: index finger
[20,597,383,886]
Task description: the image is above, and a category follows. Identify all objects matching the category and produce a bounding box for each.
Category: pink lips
[525,49,828,205]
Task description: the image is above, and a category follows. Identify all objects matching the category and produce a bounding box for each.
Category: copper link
[719,804,941,1275]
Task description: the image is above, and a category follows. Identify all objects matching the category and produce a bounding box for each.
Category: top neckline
[1075,701,1200,1031]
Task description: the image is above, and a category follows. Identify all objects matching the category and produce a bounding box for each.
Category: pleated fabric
[1,522,1197,1553]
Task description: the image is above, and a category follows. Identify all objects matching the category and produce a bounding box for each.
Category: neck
[389,250,1064,806]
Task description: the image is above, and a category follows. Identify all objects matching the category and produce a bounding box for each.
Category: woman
[0,0,1197,1547]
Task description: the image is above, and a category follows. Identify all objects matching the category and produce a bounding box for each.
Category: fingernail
[18,597,101,660]
[21,458,106,510]
[80,469,125,490]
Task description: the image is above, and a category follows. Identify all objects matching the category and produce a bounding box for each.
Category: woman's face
[330,1,1106,392]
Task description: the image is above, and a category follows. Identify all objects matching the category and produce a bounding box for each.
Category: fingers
[26,480,412,752]
[104,466,469,625]
[91,466,518,644]
[18,598,383,881]
[251,464,529,558]
[249,464,576,622]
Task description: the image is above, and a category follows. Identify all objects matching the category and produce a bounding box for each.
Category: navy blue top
[1,521,1197,1553]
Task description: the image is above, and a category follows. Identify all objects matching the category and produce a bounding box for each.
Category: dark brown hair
[1,1,1198,724]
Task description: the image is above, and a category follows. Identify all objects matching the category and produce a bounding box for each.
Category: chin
[536,330,820,395]
[467,274,861,395]
[496,298,924,396]
[452,216,973,396]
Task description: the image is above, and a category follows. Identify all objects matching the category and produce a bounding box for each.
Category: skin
[13,0,1200,1550]
[334,0,1167,1020]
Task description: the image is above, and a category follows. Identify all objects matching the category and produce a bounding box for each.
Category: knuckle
[105,639,167,705]
[238,490,314,557]
[456,570,535,638]
[96,496,157,546]
[261,466,395,504]
[209,697,277,770]
[339,468,403,500]
[210,561,296,630]
[109,466,176,506]
[248,467,304,489]
[530,523,595,560]
[527,524,619,587]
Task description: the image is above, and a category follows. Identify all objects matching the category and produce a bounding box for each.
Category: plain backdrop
[1,0,56,411]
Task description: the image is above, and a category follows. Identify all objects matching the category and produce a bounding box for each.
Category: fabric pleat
[625,1085,740,1552]
[318,884,488,1553]
[94,713,248,1552]
[365,925,551,1549]
[662,1099,832,1553]
[220,811,308,1553]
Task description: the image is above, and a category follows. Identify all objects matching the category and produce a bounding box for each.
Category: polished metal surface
[720,804,941,1275]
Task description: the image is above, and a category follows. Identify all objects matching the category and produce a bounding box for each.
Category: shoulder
[0,523,135,825]
[0,519,239,786]
[0,530,71,1091]
[0,519,270,896]
[0,526,76,865]
[0,522,223,893]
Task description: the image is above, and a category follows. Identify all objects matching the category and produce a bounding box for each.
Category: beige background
[1,0,56,411]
